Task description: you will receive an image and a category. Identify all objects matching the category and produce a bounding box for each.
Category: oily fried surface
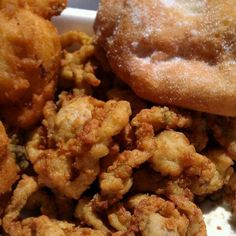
[1,11,236,234]
[26,93,131,199]
[95,0,236,116]
[0,5,61,128]
[0,0,67,19]
[0,122,19,195]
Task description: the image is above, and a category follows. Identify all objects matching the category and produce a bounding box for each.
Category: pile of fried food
[0,0,236,235]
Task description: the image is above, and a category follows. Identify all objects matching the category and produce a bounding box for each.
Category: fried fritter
[0,5,62,128]
[0,0,67,19]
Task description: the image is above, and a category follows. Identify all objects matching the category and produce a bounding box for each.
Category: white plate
[52,8,236,236]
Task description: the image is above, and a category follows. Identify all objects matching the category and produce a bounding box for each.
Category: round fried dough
[95,0,236,116]
[0,8,61,128]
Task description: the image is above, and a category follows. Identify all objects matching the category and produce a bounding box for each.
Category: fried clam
[143,130,233,195]
[0,121,19,195]
[60,31,101,94]
[0,5,62,128]
[99,150,150,202]
[26,93,131,199]
[126,194,206,236]
[131,107,234,196]
[75,197,110,234]
[2,175,106,236]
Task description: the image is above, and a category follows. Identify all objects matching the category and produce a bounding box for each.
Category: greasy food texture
[0,122,19,195]
[26,94,131,199]
[94,0,236,116]
[0,1,63,128]
[0,0,67,19]
[1,2,236,234]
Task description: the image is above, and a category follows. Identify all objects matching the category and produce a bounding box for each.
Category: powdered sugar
[160,0,176,8]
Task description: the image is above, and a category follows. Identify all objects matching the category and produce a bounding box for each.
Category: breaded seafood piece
[146,130,233,195]
[2,175,106,236]
[0,7,61,128]
[131,106,191,133]
[0,0,67,19]
[99,150,150,201]
[0,121,19,195]
[127,195,205,236]
[95,0,236,116]
[26,94,131,199]
[75,197,110,234]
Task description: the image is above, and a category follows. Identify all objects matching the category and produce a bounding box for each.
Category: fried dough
[95,0,236,116]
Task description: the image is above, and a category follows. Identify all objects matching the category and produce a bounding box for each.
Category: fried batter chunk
[146,130,232,195]
[2,175,106,236]
[107,203,131,233]
[99,150,150,201]
[26,94,131,199]
[0,6,61,128]
[0,121,19,195]
[131,107,233,196]
[127,194,205,236]
[132,106,192,133]
[75,197,110,234]
[60,31,100,94]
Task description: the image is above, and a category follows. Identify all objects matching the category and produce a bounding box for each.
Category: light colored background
[68,0,99,10]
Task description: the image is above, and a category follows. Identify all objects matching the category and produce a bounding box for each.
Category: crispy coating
[132,106,192,134]
[0,7,61,128]
[0,122,19,195]
[146,130,232,195]
[2,175,39,236]
[128,195,190,236]
[100,150,150,201]
[0,0,67,19]
[2,175,106,236]
[26,94,131,199]
[60,31,100,94]
[169,195,206,236]
[107,203,131,232]
[75,197,110,233]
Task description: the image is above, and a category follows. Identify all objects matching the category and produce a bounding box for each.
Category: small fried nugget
[27,94,131,199]
[128,195,190,236]
[132,106,192,133]
[60,31,100,94]
[75,197,110,233]
[99,150,150,201]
